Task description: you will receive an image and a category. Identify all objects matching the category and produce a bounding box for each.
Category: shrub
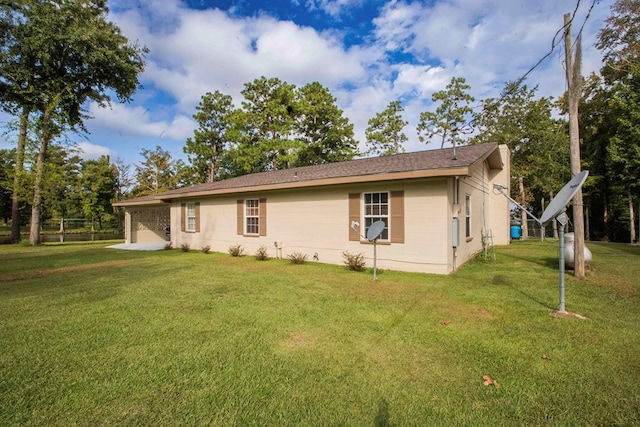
[201,245,211,254]
[255,245,269,261]
[228,243,244,257]
[343,251,366,271]
[164,242,173,250]
[288,252,308,264]
[180,243,190,252]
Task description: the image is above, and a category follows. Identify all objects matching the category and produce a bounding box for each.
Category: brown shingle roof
[115,143,501,206]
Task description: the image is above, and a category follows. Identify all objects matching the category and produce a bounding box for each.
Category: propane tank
[563,233,592,269]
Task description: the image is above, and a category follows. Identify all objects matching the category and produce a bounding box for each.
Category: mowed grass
[0,240,638,426]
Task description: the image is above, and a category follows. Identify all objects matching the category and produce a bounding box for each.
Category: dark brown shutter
[348,193,360,241]
[390,191,404,243]
[195,202,200,232]
[237,200,243,235]
[181,203,186,232]
[259,198,267,236]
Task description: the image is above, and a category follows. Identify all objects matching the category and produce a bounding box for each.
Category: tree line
[1,0,638,244]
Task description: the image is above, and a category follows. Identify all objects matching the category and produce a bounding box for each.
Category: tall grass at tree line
[0,239,638,425]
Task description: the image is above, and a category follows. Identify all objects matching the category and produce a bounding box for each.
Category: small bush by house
[288,252,308,264]
[228,244,244,257]
[343,251,366,271]
[255,245,269,261]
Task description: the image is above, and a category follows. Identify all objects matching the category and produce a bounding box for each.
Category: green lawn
[1,240,639,426]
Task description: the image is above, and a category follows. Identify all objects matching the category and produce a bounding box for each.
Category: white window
[245,199,260,235]
[186,202,196,232]
[363,192,389,241]
[465,194,471,238]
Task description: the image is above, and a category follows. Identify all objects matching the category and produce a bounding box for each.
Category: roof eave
[113,199,170,207]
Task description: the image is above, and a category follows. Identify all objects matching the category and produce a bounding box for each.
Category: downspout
[482,161,487,237]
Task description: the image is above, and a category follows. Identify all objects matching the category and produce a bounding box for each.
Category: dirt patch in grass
[476,308,493,319]
[279,331,316,350]
[0,260,139,283]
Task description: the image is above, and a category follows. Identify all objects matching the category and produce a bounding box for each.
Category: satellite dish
[366,220,386,241]
[540,170,589,225]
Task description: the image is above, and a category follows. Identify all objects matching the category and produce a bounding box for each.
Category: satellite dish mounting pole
[556,210,569,313]
[373,239,378,281]
[362,220,385,281]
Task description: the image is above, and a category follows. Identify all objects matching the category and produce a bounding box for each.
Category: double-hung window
[245,199,260,235]
[363,192,389,241]
[465,194,471,238]
[181,202,199,233]
[186,202,197,232]
[237,198,266,237]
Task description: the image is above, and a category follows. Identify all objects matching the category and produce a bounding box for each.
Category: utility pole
[564,13,586,277]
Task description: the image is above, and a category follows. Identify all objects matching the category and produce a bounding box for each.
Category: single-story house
[113,143,511,274]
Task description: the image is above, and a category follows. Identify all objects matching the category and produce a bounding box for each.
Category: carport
[113,196,170,244]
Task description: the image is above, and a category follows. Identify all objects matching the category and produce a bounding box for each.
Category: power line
[513,0,586,88]
[463,0,599,132]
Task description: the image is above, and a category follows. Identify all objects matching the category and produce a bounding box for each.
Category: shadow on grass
[375,397,392,427]
[589,241,640,256]
[492,274,555,310]
[503,253,559,270]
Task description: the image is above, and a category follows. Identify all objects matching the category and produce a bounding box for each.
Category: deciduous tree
[79,155,117,231]
[133,146,181,196]
[472,82,569,239]
[595,0,640,242]
[0,0,146,245]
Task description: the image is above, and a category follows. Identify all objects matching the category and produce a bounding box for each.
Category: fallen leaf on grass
[440,320,451,325]
[542,354,551,360]
[482,375,500,388]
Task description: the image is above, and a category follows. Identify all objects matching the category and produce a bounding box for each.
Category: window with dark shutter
[237,199,267,236]
[349,191,404,243]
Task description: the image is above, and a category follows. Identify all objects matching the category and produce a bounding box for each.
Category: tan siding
[390,191,404,243]
[169,176,501,275]
[348,193,360,241]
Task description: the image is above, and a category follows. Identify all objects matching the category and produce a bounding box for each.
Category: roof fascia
[113,199,170,207]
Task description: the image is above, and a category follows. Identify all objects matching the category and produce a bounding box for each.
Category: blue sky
[2,0,612,166]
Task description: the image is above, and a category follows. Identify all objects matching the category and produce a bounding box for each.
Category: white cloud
[111,3,367,112]
[304,0,366,18]
[76,141,114,160]
[91,0,610,163]
[88,103,195,141]
[392,63,449,97]
[373,0,608,102]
